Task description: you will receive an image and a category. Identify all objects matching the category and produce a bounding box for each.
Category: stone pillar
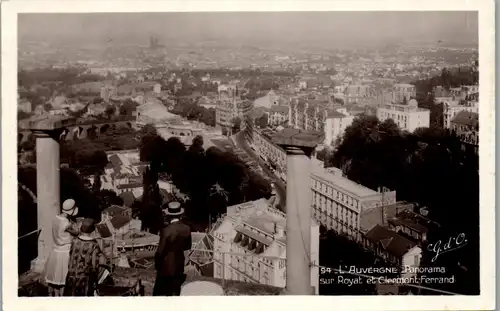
[272,128,323,296]
[284,146,313,294]
[19,116,75,273]
[31,130,62,272]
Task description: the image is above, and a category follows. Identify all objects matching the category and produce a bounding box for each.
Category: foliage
[255,113,268,129]
[330,114,479,294]
[119,99,139,116]
[170,102,216,127]
[18,166,100,220]
[60,127,139,170]
[73,150,109,176]
[231,117,242,134]
[138,134,272,231]
[315,148,333,167]
[413,66,478,129]
[105,105,116,118]
[18,111,32,121]
[18,67,105,88]
[94,189,124,212]
[43,103,52,112]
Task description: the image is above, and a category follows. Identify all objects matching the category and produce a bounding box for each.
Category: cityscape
[16,11,480,297]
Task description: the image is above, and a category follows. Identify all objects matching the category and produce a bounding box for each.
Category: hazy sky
[19,12,478,46]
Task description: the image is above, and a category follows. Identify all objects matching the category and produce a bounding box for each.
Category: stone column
[19,116,75,273]
[31,130,62,272]
[272,129,323,295]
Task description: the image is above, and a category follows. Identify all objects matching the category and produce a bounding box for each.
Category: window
[413,255,420,266]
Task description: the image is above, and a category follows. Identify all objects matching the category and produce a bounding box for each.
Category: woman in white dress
[44,199,79,296]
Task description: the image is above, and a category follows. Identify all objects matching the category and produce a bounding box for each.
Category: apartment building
[310,158,397,241]
[215,99,253,129]
[267,105,289,126]
[442,100,478,129]
[251,128,287,181]
[392,83,416,103]
[362,225,422,277]
[212,198,320,294]
[324,108,355,147]
[450,110,479,154]
[376,99,430,132]
[100,85,117,103]
[288,99,355,146]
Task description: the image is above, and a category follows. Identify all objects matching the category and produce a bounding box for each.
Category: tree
[18,111,31,120]
[43,103,52,112]
[329,114,479,294]
[119,99,139,116]
[188,135,204,155]
[231,117,242,134]
[140,166,164,234]
[18,166,100,220]
[94,189,123,212]
[105,105,116,119]
[255,113,268,129]
[137,123,158,141]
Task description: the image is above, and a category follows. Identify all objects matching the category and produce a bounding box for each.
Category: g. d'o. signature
[427,233,468,263]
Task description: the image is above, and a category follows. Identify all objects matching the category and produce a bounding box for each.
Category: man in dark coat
[153,201,192,296]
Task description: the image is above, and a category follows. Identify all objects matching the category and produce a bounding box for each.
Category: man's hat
[62,199,78,216]
[164,201,184,216]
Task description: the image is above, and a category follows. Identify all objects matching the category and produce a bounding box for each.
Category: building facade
[376,99,430,132]
[288,99,355,146]
[251,128,287,181]
[324,108,355,147]
[442,100,478,129]
[215,99,253,129]
[392,83,416,103]
[362,225,422,277]
[310,159,397,241]
[450,110,479,153]
[267,105,289,126]
[212,198,320,294]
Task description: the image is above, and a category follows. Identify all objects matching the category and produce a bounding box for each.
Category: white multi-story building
[288,99,355,146]
[376,99,430,132]
[310,158,397,241]
[267,105,289,126]
[392,83,416,103]
[212,198,320,294]
[252,128,287,181]
[324,108,355,147]
[442,100,478,129]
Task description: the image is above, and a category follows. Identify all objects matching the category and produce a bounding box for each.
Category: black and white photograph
[2,1,495,310]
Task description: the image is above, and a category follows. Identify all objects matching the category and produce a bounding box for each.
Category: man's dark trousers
[152,273,187,296]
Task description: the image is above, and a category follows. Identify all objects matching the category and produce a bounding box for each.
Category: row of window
[312,179,361,210]
[312,198,358,230]
[313,209,357,236]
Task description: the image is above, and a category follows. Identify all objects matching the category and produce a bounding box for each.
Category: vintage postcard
[2,0,495,310]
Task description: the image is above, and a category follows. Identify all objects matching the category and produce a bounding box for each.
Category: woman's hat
[62,199,79,216]
[80,218,96,234]
[164,201,184,216]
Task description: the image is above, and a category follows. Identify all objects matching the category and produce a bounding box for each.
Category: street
[234,131,287,211]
